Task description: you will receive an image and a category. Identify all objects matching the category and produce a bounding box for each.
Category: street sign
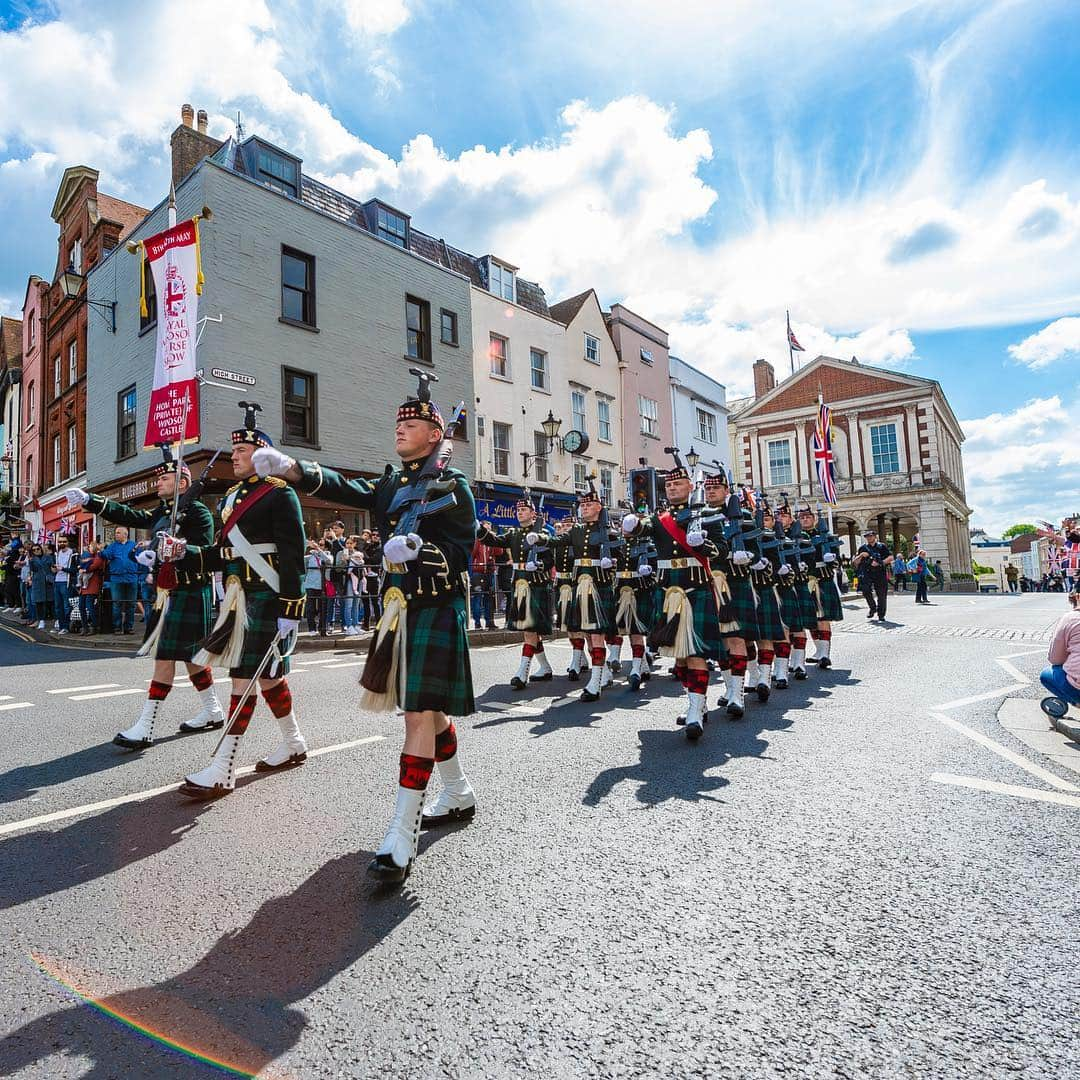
[210,367,256,387]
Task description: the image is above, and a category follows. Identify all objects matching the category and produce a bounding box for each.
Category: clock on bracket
[561,429,590,455]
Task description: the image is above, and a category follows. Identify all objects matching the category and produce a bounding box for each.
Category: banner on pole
[142,219,202,448]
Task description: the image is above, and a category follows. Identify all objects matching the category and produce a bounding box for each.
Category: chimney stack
[753,358,776,399]
[170,102,225,190]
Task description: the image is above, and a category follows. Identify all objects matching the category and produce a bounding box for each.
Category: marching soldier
[613,513,658,692]
[477,495,555,688]
[621,458,725,739]
[757,504,793,690]
[703,474,757,718]
[778,500,817,680]
[64,447,226,747]
[159,403,309,798]
[548,482,619,702]
[552,515,588,680]
[252,373,477,885]
[800,505,844,668]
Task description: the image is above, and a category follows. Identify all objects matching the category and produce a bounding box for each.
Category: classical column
[891,516,900,551]
[847,521,857,556]
[877,512,886,540]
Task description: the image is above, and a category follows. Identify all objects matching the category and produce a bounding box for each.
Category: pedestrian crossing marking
[931,773,1080,809]
[68,688,147,702]
[46,684,121,695]
[0,702,34,712]
[0,695,12,701]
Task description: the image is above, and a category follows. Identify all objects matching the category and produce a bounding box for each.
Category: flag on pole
[140,218,204,448]
[787,312,806,352]
[812,401,838,506]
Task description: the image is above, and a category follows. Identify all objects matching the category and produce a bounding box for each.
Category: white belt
[221,543,277,558]
[658,558,703,570]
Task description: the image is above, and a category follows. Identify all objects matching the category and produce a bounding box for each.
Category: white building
[668,355,729,469]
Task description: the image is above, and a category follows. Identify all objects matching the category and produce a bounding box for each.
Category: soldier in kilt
[613,524,657,692]
[703,474,758,718]
[621,463,725,740]
[552,520,588,680]
[253,375,477,886]
[63,448,226,749]
[757,504,793,691]
[477,495,555,688]
[548,484,620,702]
[799,505,844,670]
[160,404,309,799]
[778,501,817,680]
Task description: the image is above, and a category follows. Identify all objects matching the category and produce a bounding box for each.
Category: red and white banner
[143,220,201,448]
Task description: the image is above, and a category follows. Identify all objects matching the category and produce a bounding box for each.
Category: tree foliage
[1002,523,1038,539]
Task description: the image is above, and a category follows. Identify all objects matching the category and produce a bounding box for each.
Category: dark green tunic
[178,477,306,677]
[548,522,617,634]
[478,523,553,634]
[84,492,214,661]
[296,458,477,716]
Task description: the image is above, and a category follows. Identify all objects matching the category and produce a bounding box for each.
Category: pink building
[19,276,48,532]
[605,303,674,471]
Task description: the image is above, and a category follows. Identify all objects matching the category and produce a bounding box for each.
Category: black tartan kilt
[778,582,814,632]
[725,574,760,641]
[796,580,819,627]
[553,578,574,630]
[636,584,659,631]
[153,584,213,661]
[755,585,787,641]
[403,596,474,716]
[816,576,845,622]
[229,585,291,680]
[567,574,616,634]
[654,585,725,661]
[505,578,553,635]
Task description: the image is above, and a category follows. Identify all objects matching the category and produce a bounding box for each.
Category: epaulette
[225,481,243,496]
[262,476,287,488]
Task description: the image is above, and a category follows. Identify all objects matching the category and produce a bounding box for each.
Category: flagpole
[787,310,795,376]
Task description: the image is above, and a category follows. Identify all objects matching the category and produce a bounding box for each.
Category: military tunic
[613,535,658,634]
[477,523,553,634]
[806,536,845,622]
[704,514,760,641]
[548,522,618,634]
[296,458,477,716]
[85,493,214,661]
[784,529,821,630]
[179,476,306,677]
[552,529,578,630]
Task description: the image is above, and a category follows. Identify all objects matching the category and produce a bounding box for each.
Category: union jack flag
[812,402,838,506]
[787,312,806,352]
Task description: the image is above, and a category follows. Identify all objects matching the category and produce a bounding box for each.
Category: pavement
[0,591,1077,1078]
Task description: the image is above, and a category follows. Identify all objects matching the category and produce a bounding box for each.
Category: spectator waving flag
[812,401,838,506]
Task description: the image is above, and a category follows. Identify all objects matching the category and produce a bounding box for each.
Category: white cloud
[342,0,412,37]
[1007,317,1080,370]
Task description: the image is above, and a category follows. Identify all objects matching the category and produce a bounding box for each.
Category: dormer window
[376,205,408,248]
[489,260,515,303]
[242,138,302,198]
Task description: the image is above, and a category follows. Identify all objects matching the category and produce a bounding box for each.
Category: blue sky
[1,0,1078,532]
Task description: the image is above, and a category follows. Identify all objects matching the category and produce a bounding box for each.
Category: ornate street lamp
[59,264,117,333]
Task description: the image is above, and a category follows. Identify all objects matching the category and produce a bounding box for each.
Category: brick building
[728,354,972,575]
[19,168,145,542]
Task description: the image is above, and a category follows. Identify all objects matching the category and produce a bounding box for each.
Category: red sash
[657,512,712,574]
[216,480,279,545]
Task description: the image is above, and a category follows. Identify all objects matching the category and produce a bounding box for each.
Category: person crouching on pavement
[1041,586,1080,712]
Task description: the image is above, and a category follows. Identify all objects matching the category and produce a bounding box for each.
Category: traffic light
[629,467,659,512]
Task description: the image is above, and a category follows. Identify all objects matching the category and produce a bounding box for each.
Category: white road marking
[0,735,386,838]
[997,649,1046,660]
[994,658,1031,683]
[0,702,34,712]
[145,677,190,686]
[45,683,120,695]
[292,656,360,666]
[934,685,1027,710]
[68,688,149,701]
[322,661,365,669]
[931,773,1080,808]
[931,712,1080,792]
[0,695,12,701]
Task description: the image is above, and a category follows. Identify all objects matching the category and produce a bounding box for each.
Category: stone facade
[729,355,972,574]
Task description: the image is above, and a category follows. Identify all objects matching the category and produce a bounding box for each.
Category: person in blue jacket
[101,526,139,634]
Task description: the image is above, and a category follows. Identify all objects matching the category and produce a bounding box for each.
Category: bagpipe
[811,502,842,563]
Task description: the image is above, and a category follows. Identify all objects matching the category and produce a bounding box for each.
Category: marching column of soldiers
[67,376,846,888]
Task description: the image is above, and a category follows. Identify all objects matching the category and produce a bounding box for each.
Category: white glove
[777,564,793,577]
[64,487,90,509]
[732,550,753,565]
[798,561,808,572]
[252,447,296,478]
[135,549,156,568]
[751,559,768,572]
[637,562,653,577]
[383,535,420,563]
[686,530,706,548]
[600,556,613,570]
[525,532,540,546]
[157,534,187,562]
[622,513,639,535]
[823,552,838,563]
[277,618,300,637]
[525,560,538,572]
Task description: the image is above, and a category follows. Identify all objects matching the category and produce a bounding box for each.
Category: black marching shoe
[793,667,808,681]
[580,688,601,702]
[529,671,553,682]
[818,657,832,670]
[178,716,225,733]
[726,701,744,720]
[254,751,307,772]
[685,721,703,741]
[566,668,580,682]
[112,732,152,750]
[367,853,412,884]
[774,676,789,690]
[510,676,527,690]
[755,683,770,703]
[608,660,621,675]
[628,672,641,692]
[676,711,708,727]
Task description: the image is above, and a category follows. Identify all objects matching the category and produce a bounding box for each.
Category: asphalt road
[0,591,1077,1079]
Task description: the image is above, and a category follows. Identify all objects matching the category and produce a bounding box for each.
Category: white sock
[773,655,789,681]
[792,646,806,670]
[631,656,643,676]
[686,691,706,727]
[570,648,585,672]
[514,654,532,682]
[533,649,552,676]
[607,642,620,663]
[586,664,604,694]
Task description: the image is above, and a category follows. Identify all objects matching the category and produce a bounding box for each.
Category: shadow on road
[0,851,421,1078]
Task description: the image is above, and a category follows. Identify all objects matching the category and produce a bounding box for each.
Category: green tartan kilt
[816,576,845,622]
[796,580,819,629]
[725,574,760,640]
[636,584,659,631]
[568,574,616,634]
[229,585,291,680]
[505,577,553,635]
[655,584,725,661]
[153,583,213,661]
[778,582,814,632]
[755,585,788,641]
[552,578,574,630]
[614,581,656,635]
[403,596,474,716]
